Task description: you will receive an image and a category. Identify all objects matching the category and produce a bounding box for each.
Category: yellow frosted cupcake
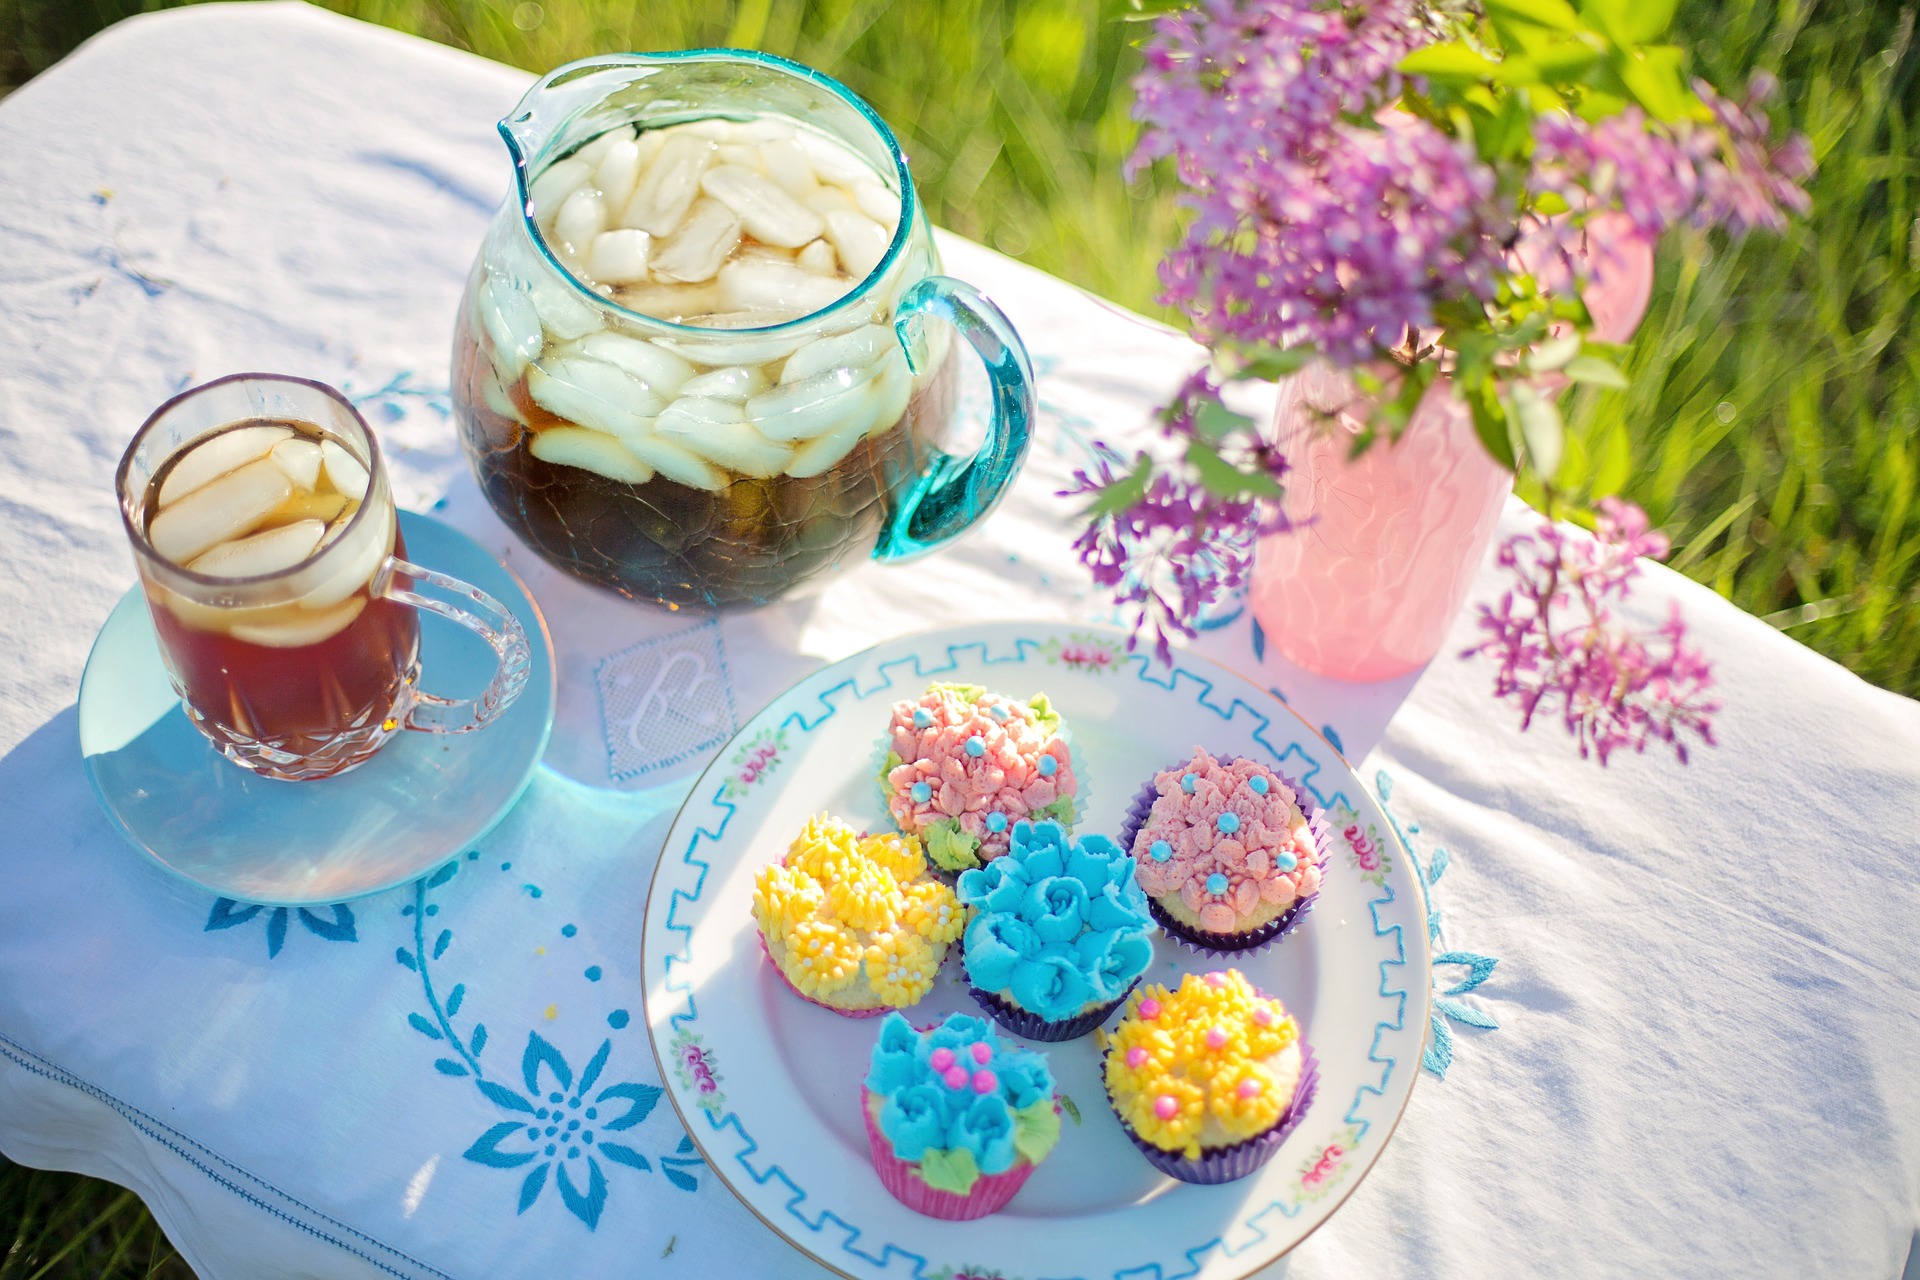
[753,814,966,1017]
[1101,969,1319,1183]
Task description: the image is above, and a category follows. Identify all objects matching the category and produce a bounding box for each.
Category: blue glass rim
[499,48,921,337]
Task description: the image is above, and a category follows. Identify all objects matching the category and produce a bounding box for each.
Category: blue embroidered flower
[203,899,356,958]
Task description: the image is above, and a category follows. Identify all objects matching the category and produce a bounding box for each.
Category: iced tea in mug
[118,375,532,781]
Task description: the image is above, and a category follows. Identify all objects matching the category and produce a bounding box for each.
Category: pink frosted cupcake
[1119,749,1328,954]
[879,683,1079,873]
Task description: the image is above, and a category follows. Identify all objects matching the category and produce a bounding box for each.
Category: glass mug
[118,374,533,781]
[451,50,1035,608]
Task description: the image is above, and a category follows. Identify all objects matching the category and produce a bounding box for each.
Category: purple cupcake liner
[1107,1037,1320,1185]
[967,979,1137,1043]
[1119,759,1333,956]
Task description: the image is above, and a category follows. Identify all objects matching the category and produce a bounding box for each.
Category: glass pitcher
[451,50,1034,609]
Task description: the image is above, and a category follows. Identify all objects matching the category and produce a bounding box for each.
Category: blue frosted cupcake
[956,819,1155,1042]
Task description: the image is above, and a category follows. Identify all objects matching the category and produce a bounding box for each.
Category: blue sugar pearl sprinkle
[1149,840,1173,863]
[1206,872,1230,895]
[910,781,932,804]
[1274,851,1298,872]
[965,736,986,758]
[986,812,1008,833]
[1249,775,1270,795]
[1181,773,1198,794]
[1216,812,1241,835]
[990,704,1009,720]
[1038,756,1058,777]
[913,707,933,728]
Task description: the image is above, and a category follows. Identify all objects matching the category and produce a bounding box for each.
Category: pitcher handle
[873,276,1035,561]
[380,557,534,734]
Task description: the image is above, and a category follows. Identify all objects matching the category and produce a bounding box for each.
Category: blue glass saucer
[78,511,556,906]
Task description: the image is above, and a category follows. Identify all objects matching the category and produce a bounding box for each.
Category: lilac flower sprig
[1465,500,1719,764]
[1061,368,1294,665]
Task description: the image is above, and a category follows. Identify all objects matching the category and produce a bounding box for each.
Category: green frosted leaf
[1013,1100,1062,1164]
[917,1147,981,1196]
[1025,692,1064,740]
[926,820,982,872]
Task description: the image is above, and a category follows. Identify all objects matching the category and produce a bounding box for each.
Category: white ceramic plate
[641,622,1429,1280]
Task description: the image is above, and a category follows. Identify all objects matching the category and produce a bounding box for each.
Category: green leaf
[916,1147,981,1196]
[1528,333,1582,372]
[1233,345,1316,381]
[1399,42,1501,85]
[1510,383,1565,479]
[1484,0,1581,32]
[1013,1100,1062,1164]
[1467,379,1518,470]
[1613,46,1692,122]
[1580,0,1678,44]
[1185,440,1283,500]
[1059,1094,1082,1125]
[1190,398,1255,444]
[1533,190,1571,216]
[1563,354,1631,389]
[1504,39,1603,83]
[1589,419,1632,496]
[1082,457,1154,518]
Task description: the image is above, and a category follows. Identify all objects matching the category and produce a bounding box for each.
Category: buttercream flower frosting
[1129,750,1322,935]
[864,1013,1059,1195]
[753,814,964,1010]
[880,683,1079,871]
[956,820,1154,1021]
[1102,970,1302,1160]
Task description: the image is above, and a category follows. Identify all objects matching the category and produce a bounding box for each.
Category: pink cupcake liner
[1106,1037,1320,1185]
[1119,759,1333,956]
[757,930,891,1019]
[966,979,1138,1043]
[860,1086,1038,1219]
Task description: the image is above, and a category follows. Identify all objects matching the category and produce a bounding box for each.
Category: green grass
[0,0,1915,1272]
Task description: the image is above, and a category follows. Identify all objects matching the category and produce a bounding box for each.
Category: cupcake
[878,682,1079,873]
[752,814,965,1017]
[861,1012,1061,1219]
[956,819,1155,1041]
[1101,970,1318,1185]
[1120,748,1328,954]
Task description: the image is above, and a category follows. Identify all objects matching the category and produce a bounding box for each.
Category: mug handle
[872,276,1035,561]
[378,557,534,734]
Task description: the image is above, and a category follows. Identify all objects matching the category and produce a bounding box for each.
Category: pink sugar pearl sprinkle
[1154,1095,1179,1120]
[930,1048,955,1072]
[971,1042,992,1064]
[943,1065,970,1089]
[1237,1078,1263,1100]
[972,1070,998,1094]
[1137,998,1162,1020]
[1126,1047,1149,1068]
[1205,1026,1229,1050]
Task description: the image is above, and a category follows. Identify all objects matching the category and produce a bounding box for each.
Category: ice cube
[781,324,892,385]
[529,425,656,484]
[760,139,819,200]
[613,280,727,322]
[852,180,900,229]
[677,364,771,403]
[823,207,890,280]
[188,518,327,578]
[745,366,877,442]
[574,128,627,169]
[655,398,792,477]
[655,328,809,370]
[158,424,293,508]
[798,130,879,187]
[587,229,652,284]
[622,133,716,237]
[865,352,913,438]
[231,597,366,649]
[717,258,847,318]
[301,501,393,610]
[264,491,349,526]
[649,197,742,284]
[478,274,546,382]
[149,457,293,564]
[594,137,644,212]
[574,331,697,397]
[620,429,726,491]
[553,187,608,255]
[527,272,603,341]
[320,440,371,502]
[699,165,825,249]
[796,238,839,276]
[716,143,761,168]
[529,157,591,223]
[529,356,664,438]
[677,117,797,144]
[268,438,322,491]
[786,415,870,477]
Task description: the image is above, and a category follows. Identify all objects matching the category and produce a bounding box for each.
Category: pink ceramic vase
[1248,221,1655,682]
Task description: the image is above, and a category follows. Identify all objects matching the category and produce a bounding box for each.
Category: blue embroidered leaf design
[205,900,263,931]
[1429,846,1451,884]
[1423,1012,1454,1079]
[663,1164,699,1192]
[517,1162,550,1213]
[1251,618,1267,663]
[597,1142,650,1171]
[297,905,356,942]
[1434,996,1499,1029]
[557,1157,607,1229]
[433,929,452,960]
[676,1134,694,1155]
[577,1040,612,1096]
[470,1024,488,1058]
[1434,951,1499,995]
[428,860,459,889]
[395,947,417,971]
[266,908,289,958]
[595,1083,662,1131]
[434,1058,469,1077]
[465,1121,538,1168]
[446,984,465,1017]
[523,1032,572,1095]
[408,1013,444,1041]
[477,1080,536,1114]
[1321,723,1344,755]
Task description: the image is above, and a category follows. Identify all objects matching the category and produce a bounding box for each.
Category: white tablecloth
[1,6,1917,1278]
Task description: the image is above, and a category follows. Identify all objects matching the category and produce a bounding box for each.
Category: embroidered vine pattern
[669,1029,726,1115]
[1039,633,1126,674]
[1293,1123,1363,1205]
[718,726,787,800]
